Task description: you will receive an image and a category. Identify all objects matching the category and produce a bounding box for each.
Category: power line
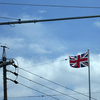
[8,71,97,100]
[7,94,59,98]
[0,16,19,21]
[0,15,100,25]
[9,48,67,65]
[8,48,98,85]
[6,48,91,84]
[47,63,100,85]
[19,67,97,100]
[0,2,100,9]
[24,59,66,68]
[7,78,59,100]
[6,92,100,99]
[9,48,100,85]
[8,48,100,86]
[18,74,79,100]
[21,60,100,85]
[18,83,59,100]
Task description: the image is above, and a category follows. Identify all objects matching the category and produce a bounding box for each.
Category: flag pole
[88,49,91,100]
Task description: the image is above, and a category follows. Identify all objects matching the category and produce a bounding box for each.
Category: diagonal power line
[18,74,79,100]
[0,16,19,20]
[7,78,59,100]
[19,67,97,100]
[0,15,100,25]
[19,83,59,100]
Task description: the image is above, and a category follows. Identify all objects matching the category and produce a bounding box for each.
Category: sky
[0,0,100,100]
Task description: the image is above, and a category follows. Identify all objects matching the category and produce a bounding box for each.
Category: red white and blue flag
[69,52,88,68]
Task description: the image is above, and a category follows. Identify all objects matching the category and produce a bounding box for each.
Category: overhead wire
[4,48,100,99]
[19,83,60,100]
[8,70,98,100]
[24,59,66,68]
[18,74,79,100]
[6,91,100,99]
[9,48,100,85]
[7,94,59,98]
[8,48,100,86]
[0,2,99,97]
[23,61,100,86]
[19,83,59,100]
[3,47,91,84]
[46,63,100,85]
[0,15,100,25]
[0,50,99,100]
[19,67,97,100]
[0,16,19,21]
[7,78,59,100]
[0,2,100,9]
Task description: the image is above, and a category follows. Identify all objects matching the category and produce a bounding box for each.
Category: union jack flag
[69,52,88,68]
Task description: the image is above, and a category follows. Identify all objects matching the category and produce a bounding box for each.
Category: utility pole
[0,46,18,100]
[2,46,8,100]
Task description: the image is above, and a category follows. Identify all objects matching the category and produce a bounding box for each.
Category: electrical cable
[24,59,66,68]
[0,15,100,25]
[0,16,19,21]
[18,83,60,100]
[9,48,67,66]
[9,47,100,85]
[18,74,79,100]
[7,69,98,100]
[6,48,93,83]
[19,67,97,100]
[7,94,59,98]
[6,91,100,99]
[7,78,59,100]
[47,63,100,85]
[10,73,99,99]
[9,48,100,85]
[0,2,100,9]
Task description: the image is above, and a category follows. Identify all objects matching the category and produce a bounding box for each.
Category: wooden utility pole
[0,46,18,100]
[2,46,8,100]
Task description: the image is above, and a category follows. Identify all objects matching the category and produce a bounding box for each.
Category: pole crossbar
[0,15,100,25]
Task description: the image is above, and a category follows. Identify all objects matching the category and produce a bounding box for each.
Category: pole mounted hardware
[0,46,19,100]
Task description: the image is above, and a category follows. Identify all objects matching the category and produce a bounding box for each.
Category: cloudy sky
[0,0,100,100]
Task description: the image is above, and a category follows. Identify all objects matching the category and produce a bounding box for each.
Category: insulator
[13,64,18,68]
[13,72,18,76]
[13,80,18,84]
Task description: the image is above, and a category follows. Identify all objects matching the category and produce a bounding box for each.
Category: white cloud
[1,15,67,56]
[1,14,100,100]
[0,52,98,100]
[0,37,25,49]
[29,43,51,54]
[38,10,46,13]
[94,21,100,28]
